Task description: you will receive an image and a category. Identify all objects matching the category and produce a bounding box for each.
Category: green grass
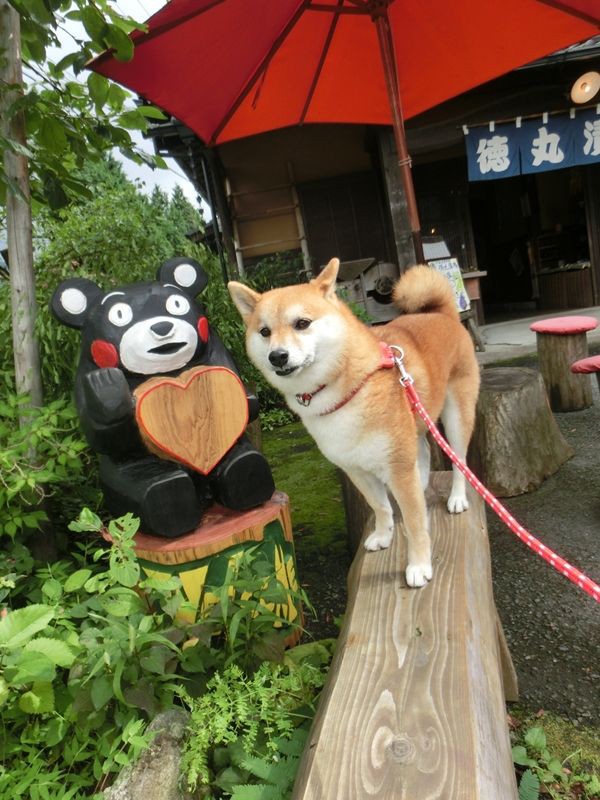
[262,421,347,556]
[510,707,600,774]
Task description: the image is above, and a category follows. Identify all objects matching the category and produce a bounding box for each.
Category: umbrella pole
[374,10,425,264]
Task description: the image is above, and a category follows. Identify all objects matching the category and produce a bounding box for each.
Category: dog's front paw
[405,562,432,588]
[447,493,469,514]
[364,529,393,551]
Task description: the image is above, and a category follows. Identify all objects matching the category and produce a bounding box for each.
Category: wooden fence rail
[293,472,519,800]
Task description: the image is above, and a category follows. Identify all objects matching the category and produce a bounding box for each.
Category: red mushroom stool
[530,315,598,412]
[570,354,600,395]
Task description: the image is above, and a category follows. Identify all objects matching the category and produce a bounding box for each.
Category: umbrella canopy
[93,0,599,146]
[92,0,600,260]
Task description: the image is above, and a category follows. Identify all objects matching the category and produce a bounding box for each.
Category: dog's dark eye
[294,318,311,331]
[259,327,271,338]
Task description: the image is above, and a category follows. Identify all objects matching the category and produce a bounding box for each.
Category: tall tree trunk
[0,0,43,406]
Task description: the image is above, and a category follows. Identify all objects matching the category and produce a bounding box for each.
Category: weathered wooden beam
[293,472,518,800]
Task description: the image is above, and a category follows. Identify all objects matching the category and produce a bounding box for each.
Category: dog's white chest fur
[293,400,391,477]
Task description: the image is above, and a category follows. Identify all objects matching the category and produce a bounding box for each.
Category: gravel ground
[486,365,600,725]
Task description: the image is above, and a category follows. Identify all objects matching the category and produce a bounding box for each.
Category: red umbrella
[93,0,600,260]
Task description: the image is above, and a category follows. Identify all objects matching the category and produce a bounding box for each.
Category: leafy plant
[259,408,297,432]
[0,394,95,540]
[196,544,312,675]
[180,640,333,796]
[513,726,600,799]
[0,509,186,796]
[0,503,325,797]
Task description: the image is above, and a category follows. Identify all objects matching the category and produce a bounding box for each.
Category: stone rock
[102,708,195,800]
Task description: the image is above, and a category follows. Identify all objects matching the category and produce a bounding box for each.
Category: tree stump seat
[570,354,600,394]
[468,367,574,497]
[124,491,302,646]
[530,315,598,412]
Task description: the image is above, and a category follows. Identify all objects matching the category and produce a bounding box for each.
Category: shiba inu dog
[228,260,480,588]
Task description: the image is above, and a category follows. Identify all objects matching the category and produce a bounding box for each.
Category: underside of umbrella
[93,0,599,147]
[92,0,599,259]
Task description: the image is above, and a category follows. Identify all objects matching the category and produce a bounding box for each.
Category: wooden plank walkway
[293,472,518,800]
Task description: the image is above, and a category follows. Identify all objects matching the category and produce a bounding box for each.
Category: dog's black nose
[269,349,289,368]
[151,321,174,337]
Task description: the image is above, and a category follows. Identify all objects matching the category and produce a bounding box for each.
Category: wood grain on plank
[293,473,518,800]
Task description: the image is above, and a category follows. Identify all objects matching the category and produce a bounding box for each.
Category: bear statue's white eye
[166,294,190,316]
[108,302,133,327]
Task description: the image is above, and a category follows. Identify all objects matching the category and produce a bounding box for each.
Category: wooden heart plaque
[134,366,249,475]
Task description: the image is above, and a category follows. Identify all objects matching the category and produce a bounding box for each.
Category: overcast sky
[53,0,205,211]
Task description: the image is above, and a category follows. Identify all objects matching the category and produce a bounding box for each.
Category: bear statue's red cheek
[198,317,209,343]
[91,340,119,368]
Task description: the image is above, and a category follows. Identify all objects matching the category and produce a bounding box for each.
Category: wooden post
[293,473,518,800]
[0,0,43,406]
[377,128,418,273]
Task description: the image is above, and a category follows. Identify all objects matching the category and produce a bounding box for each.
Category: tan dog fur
[228,260,480,587]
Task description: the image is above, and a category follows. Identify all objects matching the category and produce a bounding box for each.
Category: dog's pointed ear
[228,281,262,322]
[312,258,339,300]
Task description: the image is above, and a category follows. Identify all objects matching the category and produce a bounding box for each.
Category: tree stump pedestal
[468,367,574,497]
[130,491,302,645]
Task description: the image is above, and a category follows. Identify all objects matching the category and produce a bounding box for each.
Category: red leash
[391,347,600,604]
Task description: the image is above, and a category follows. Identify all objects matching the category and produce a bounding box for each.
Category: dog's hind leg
[417,434,431,490]
[441,386,475,513]
[388,463,432,587]
[347,468,395,552]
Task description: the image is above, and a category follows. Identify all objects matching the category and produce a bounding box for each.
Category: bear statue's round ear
[50,278,103,329]
[157,257,208,297]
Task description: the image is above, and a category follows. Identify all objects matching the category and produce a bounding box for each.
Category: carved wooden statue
[52,257,274,537]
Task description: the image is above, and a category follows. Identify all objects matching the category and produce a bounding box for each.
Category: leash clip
[389,345,414,387]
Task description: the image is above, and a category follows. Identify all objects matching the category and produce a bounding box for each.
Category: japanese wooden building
[148,38,600,321]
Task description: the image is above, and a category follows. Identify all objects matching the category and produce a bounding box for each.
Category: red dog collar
[295,342,395,412]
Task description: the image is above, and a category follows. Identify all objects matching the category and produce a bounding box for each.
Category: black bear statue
[51,257,274,537]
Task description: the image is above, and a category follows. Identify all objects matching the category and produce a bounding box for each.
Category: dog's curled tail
[392,264,459,320]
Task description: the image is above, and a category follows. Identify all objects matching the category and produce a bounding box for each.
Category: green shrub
[0,507,320,798]
[0,395,97,542]
[181,640,333,796]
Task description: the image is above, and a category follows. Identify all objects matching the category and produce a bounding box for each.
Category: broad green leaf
[42,577,63,602]
[18,681,55,714]
[524,727,546,753]
[107,82,128,110]
[137,106,168,120]
[104,25,134,61]
[79,6,107,42]
[8,650,56,685]
[24,637,77,667]
[38,117,68,153]
[91,674,113,711]
[109,558,140,588]
[512,745,535,767]
[117,110,148,131]
[45,716,68,746]
[87,73,110,109]
[98,588,145,617]
[64,568,93,593]
[0,604,55,648]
